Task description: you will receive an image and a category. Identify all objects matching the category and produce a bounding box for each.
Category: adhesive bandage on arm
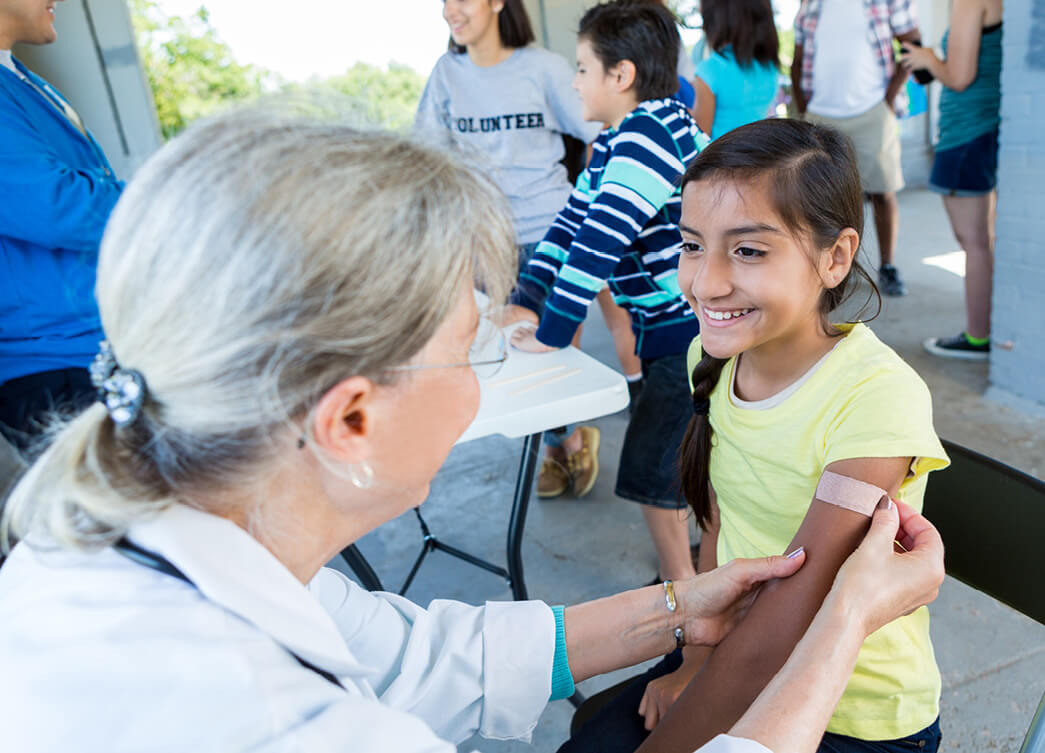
[814,471,889,517]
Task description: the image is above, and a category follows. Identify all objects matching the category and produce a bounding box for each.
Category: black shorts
[929,128,999,196]
[614,351,691,509]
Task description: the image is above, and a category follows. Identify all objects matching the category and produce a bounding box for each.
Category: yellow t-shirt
[687,323,949,740]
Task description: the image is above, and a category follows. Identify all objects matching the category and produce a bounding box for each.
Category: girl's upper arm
[637,456,911,753]
[942,0,986,91]
[693,76,716,136]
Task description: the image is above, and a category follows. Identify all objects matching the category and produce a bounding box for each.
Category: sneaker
[566,426,601,498]
[537,458,571,498]
[879,264,907,297]
[924,332,990,360]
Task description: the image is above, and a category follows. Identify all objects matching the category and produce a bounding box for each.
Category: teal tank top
[937,23,1002,151]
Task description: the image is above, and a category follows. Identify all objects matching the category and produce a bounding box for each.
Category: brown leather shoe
[537,458,571,498]
[566,426,600,498]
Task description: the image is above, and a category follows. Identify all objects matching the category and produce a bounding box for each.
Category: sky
[156,0,801,82]
[157,0,450,80]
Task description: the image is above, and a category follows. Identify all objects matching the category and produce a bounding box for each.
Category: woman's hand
[899,44,938,74]
[829,498,945,637]
[677,550,807,647]
[510,325,560,354]
[493,304,539,327]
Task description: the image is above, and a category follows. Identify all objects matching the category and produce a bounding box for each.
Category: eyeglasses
[386,324,508,379]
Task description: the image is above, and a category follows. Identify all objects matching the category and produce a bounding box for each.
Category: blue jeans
[560,650,942,753]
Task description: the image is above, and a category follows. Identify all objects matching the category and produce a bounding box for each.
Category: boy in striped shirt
[505,0,707,584]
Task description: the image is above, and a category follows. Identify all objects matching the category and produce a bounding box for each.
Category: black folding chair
[923,440,1045,753]
[571,439,1045,751]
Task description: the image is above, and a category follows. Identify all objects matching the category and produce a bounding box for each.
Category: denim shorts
[820,717,942,753]
[614,351,691,509]
[929,128,999,197]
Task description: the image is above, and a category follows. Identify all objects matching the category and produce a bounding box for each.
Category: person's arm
[727,499,945,753]
[636,455,912,753]
[693,76,716,136]
[789,44,808,115]
[0,102,122,252]
[522,116,687,350]
[563,547,805,682]
[885,29,921,109]
[884,0,922,110]
[412,59,455,147]
[509,165,595,318]
[899,0,985,91]
[638,489,721,730]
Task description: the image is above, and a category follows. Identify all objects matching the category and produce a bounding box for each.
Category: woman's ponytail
[678,348,727,531]
[1,404,173,553]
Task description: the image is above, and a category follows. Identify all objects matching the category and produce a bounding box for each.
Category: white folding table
[341,320,629,600]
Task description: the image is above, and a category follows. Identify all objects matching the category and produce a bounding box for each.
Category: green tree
[293,62,426,132]
[130,0,268,139]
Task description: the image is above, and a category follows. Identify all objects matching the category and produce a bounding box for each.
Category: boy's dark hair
[577,0,681,102]
[448,0,535,53]
[677,118,881,531]
[701,0,779,67]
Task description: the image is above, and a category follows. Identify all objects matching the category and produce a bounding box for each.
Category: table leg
[506,431,542,601]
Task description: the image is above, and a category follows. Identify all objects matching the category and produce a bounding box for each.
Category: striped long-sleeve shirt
[512,98,707,360]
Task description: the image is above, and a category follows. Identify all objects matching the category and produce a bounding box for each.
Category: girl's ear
[820,228,860,289]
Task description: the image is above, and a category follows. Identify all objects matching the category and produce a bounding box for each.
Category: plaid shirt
[794,0,919,115]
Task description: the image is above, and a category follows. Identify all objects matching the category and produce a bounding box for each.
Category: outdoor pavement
[331,188,1045,752]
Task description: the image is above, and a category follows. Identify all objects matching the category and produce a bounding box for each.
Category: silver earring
[349,460,374,490]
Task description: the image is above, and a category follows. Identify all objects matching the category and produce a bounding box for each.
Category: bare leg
[596,288,642,376]
[942,192,995,339]
[642,505,697,581]
[868,192,899,267]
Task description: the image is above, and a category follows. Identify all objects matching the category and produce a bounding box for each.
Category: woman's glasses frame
[385,326,508,379]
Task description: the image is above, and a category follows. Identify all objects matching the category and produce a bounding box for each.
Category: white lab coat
[0,502,771,753]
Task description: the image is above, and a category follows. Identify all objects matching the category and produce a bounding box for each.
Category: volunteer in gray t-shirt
[416,35,600,245]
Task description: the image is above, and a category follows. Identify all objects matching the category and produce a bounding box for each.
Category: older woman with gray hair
[0,109,944,753]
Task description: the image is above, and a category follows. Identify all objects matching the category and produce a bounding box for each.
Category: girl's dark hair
[577,0,681,102]
[701,0,779,67]
[448,0,536,53]
[678,118,880,530]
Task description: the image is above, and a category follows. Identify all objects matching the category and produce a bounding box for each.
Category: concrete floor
[334,189,1045,752]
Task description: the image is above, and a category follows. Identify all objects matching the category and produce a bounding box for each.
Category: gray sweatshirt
[415,46,601,244]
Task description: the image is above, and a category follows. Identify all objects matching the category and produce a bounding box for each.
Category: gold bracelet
[663,580,685,649]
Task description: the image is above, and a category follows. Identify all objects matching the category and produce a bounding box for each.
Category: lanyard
[113,537,346,691]
[6,64,114,178]
[15,69,87,138]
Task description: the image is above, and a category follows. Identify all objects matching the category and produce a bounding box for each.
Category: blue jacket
[0,56,123,385]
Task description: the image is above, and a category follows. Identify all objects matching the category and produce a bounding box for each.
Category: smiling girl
[415,0,601,256]
[616,119,950,752]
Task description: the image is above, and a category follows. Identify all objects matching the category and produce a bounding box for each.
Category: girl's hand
[899,45,936,73]
[676,551,807,647]
[494,304,539,328]
[638,666,698,730]
[829,498,945,637]
[510,325,559,353]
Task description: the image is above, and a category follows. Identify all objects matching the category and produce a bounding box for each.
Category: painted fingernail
[786,546,804,560]
[877,496,893,511]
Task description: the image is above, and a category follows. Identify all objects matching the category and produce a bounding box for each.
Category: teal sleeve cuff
[549,605,576,701]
